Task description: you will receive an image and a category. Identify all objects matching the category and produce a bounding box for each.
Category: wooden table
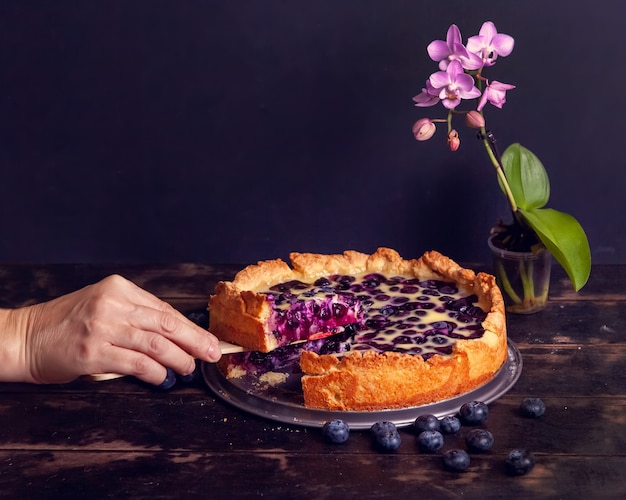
[0,262,624,498]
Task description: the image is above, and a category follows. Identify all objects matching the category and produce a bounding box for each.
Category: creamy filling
[226,273,487,374]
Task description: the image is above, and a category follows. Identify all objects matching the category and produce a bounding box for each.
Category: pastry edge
[208,247,507,411]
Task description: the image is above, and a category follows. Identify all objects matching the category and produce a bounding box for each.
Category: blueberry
[505,449,536,476]
[392,296,409,304]
[417,430,444,453]
[335,275,356,284]
[414,414,441,433]
[371,421,401,452]
[465,429,494,453]
[393,335,413,345]
[439,284,458,295]
[314,277,331,287]
[431,321,454,332]
[371,420,397,434]
[177,360,200,384]
[459,401,489,425]
[319,306,331,320]
[363,274,382,288]
[332,303,347,318]
[419,279,438,289]
[520,397,546,418]
[440,415,461,434]
[177,372,196,384]
[442,449,470,472]
[186,310,209,329]
[321,419,350,444]
[157,368,177,390]
[380,305,397,316]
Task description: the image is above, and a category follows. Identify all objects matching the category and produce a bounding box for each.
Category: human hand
[1,274,221,384]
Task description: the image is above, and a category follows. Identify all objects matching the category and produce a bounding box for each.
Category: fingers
[101,276,221,361]
[126,303,221,363]
[111,324,197,376]
[75,275,222,386]
[95,344,169,386]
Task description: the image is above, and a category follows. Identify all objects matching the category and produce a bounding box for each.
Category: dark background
[0,1,621,266]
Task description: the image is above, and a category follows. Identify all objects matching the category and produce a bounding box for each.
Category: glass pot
[488,234,552,314]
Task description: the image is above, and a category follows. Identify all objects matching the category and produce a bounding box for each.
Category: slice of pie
[208,248,507,411]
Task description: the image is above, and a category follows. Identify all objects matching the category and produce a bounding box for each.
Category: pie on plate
[208,248,507,411]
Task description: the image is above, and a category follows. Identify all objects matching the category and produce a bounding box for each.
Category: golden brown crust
[300,350,470,411]
[290,249,370,277]
[208,281,276,352]
[298,254,507,411]
[209,247,507,411]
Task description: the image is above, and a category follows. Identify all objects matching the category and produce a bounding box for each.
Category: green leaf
[519,207,591,291]
[501,144,550,210]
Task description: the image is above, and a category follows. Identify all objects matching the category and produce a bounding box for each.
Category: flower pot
[488,235,552,314]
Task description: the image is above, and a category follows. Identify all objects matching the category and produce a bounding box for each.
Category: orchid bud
[412,118,436,141]
[447,129,460,151]
[465,110,485,129]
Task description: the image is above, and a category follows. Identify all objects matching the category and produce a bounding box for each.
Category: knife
[87,340,245,381]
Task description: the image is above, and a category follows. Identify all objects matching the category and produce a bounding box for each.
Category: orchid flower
[429,60,481,109]
[412,80,440,107]
[411,21,592,297]
[427,24,482,71]
[467,21,515,67]
[477,81,516,110]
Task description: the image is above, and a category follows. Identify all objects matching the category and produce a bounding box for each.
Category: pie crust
[208,247,507,411]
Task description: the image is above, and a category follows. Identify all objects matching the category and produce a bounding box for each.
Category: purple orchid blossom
[412,22,516,143]
[429,60,481,110]
[477,80,516,111]
[412,80,440,107]
[427,24,483,71]
[466,21,514,67]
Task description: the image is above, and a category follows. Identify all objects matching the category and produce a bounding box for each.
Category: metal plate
[202,341,522,430]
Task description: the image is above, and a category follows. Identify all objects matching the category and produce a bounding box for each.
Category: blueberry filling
[227,273,488,374]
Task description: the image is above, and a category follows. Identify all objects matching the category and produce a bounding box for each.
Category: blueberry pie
[209,248,507,411]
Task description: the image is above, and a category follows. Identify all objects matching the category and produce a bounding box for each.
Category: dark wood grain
[0,263,624,498]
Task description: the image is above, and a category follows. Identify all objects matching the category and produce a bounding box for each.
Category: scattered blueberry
[177,371,197,384]
[321,419,350,444]
[177,360,200,384]
[157,368,177,390]
[371,421,397,434]
[442,449,471,472]
[465,428,494,453]
[439,415,461,434]
[505,449,536,476]
[417,430,444,453]
[371,421,402,452]
[520,397,546,418]
[414,414,441,433]
[459,401,489,425]
[186,310,209,329]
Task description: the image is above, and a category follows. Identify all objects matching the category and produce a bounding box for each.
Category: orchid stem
[495,260,522,304]
[520,259,536,306]
[480,127,519,216]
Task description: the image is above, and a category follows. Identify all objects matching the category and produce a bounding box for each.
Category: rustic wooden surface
[0,262,624,499]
